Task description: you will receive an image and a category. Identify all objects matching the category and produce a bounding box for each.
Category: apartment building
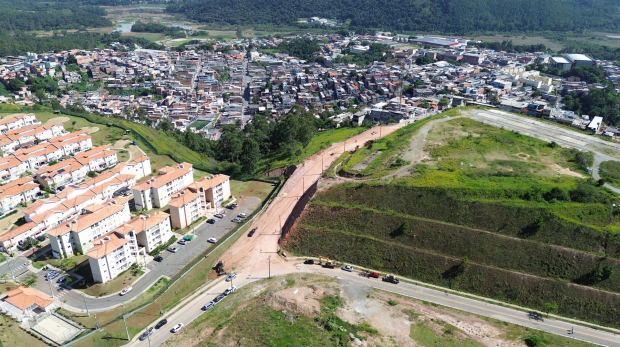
[186,174,231,209]
[49,131,93,155]
[0,222,39,252]
[0,156,30,184]
[4,123,66,146]
[86,224,143,284]
[36,158,90,190]
[0,114,39,133]
[0,177,41,216]
[73,145,119,172]
[47,199,131,258]
[115,155,151,181]
[169,189,203,229]
[129,211,172,253]
[132,163,194,210]
[14,142,65,172]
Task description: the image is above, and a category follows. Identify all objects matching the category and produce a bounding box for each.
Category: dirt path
[80,126,99,134]
[44,116,69,126]
[221,122,407,276]
[112,140,144,163]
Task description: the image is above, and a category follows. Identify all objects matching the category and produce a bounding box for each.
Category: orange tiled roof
[3,285,54,310]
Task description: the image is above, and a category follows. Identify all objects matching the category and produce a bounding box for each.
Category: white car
[341,265,353,272]
[170,323,184,333]
[207,238,217,243]
[223,286,237,296]
[120,286,133,296]
[225,273,236,282]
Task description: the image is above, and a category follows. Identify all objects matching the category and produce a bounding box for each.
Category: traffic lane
[0,255,29,277]
[132,275,247,347]
[312,267,620,347]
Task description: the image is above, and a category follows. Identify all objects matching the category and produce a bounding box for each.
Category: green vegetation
[599,160,620,189]
[335,43,390,66]
[131,21,187,39]
[410,322,484,347]
[0,0,111,31]
[563,85,620,126]
[276,38,322,61]
[188,120,208,130]
[287,116,620,328]
[165,0,620,34]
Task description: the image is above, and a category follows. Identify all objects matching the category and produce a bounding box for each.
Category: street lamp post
[47,278,55,298]
[83,293,90,317]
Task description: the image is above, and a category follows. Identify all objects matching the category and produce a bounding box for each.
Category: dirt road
[221,123,406,276]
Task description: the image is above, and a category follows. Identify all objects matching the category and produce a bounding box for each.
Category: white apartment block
[132,162,194,210]
[86,224,144,284]
[129,211,172,253]
[169,174,232,229]
[0,156,30,184]
[36,158,90,189]
[0,114,39,133]
[47,199,131,258]
[117,155,151,181]
[169,189,203,229]
[0,222,39,252]
[24,170,137,234]
[14,142,65,172]
[73,145,119,172]
[0,177,41,216]
[4,123,66,146]
[49,131,93,155]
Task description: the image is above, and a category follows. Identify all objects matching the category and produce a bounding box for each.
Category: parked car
[178,239,187,245]
[46,271,59,280]
[368,272,380,278]
[304,259,314,265]
[207,219,217,224]
[227,203,238,209]
[213,294,225,303]
[170,323,184,333]
[36,235,46,242]
[225,273,236,282]
[207,238,217,243]
[214,213,224,219]
[168,246,180,253]
[154,319,168,329]
[154,255,164,262]
[120,286,133,296]
[237,213,247,218]
[248,228,257,237]
[56,276,66,283]
[203,301,215,310]
[341,265,353,272]
[138,327,153,341]
[232,218,242,223]
[223,286,237,296]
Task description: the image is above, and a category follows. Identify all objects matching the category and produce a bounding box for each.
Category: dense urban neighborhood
[0,28,619,347]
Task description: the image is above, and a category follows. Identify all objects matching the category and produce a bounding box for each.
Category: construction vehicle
[318,256,336,268]
[213,260,226,276]
[382,274,400,284]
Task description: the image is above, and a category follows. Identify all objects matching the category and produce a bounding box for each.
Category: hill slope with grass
[286,117,620,328]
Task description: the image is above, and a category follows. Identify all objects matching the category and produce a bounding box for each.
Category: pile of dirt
[265,285,335,316]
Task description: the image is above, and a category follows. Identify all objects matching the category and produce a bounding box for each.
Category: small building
[563,54,596,68]
[550,57,571,70]
[0,286,54,321]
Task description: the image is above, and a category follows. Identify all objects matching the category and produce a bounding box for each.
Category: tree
[7,78,25,92]
[415,56,433,65]
[239,138,261,174]
[156,119,174,132]
[34,89,47,101]
[87,171,97,178]
[20,273,38,287]
[542,301,559,315]
[523,336,542,347]
[439,97,450,108]
[0,273,7,283]
[67,54,78,65]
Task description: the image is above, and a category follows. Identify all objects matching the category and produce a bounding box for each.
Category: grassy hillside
[287,115,620,328]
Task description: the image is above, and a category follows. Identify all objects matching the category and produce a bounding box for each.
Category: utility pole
[83,293,90,317]
[47,278,55,298]
[147,333,152,347]
[94,314,99,330]
[268,255,271,279]
[123,315,130,340]
[7,259,14,279]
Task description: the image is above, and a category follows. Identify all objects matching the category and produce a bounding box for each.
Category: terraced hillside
[287,118,620,328]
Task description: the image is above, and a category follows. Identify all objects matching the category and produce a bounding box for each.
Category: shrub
[524,335,542,347]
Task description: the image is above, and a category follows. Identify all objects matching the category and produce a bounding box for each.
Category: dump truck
[382,274,400,284]
[319,256,336,268]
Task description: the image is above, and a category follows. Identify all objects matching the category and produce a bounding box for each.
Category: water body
[113,21,135,33]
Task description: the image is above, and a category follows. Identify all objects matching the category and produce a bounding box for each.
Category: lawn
[73,264,145,297]
[0,313,47,347]
[114,149,130,162]
[230,180,277,201]
[598,160,620,189]
[258,126,365,172]
[188,120,209,130]
[410,322,484,347]
[121,32,166,42]
[32,255,88,271]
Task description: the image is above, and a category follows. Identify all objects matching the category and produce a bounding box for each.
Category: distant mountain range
[166,0,620,34]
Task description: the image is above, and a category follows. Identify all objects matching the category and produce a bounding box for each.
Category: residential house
[0,286,54,322]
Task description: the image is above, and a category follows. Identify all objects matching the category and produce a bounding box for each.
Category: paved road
[31,197,261,312]
[129,261,620,347]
